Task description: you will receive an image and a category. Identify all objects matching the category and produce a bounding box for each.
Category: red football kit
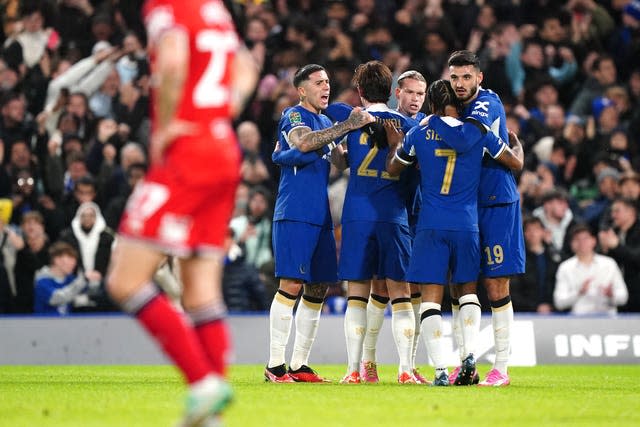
[120,0,241,255]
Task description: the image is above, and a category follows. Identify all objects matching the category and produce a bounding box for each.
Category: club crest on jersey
[289,111,302,125]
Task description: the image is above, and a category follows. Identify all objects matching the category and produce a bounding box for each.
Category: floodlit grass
[1,365,638,426]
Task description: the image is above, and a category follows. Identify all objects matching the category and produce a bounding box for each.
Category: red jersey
[143,0,239,124]
[119,0,241,253]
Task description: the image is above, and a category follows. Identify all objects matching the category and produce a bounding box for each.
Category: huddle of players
[265,50,525,387]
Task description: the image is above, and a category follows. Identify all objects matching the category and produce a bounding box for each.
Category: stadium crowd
[0,0,638,316]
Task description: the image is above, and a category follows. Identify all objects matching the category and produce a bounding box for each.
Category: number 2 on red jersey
[193,30,238,108]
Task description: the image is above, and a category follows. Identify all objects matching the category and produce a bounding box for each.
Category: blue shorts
[479,201,525,277]
[338,221,411,281]
[406,229,480,285]
[273,220,337,284]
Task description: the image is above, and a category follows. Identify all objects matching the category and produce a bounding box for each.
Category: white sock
[492,298,513,374]
[420,302,447,372]
[267,291,296,368]
[290,295,323,371]
[451,301,464,363]
[362,294,387,362]
[410,294,421,370]
[459,294,482,358]
[391,299,415,374]
[189,374,224,396]
[344,297,367,373]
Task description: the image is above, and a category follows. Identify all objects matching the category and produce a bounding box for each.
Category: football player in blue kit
[339,61,418,384]
[265,64,374,383]
[386,79,523,385]
[361,70,429,384]
[442,50,525,387]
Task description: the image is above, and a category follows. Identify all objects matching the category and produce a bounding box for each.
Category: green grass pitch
[1,364,638,426]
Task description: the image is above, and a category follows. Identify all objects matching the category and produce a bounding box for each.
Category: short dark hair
[448,50,481,69]
[49,241,78,260]
[569,223,593,240]
[293,64,326,88]
[352,60,392,103]
[541,188,569,204]
[427,79,459,115]
[522,215,544,230]
[591,54,614,73]
[74,175,96,190]
[613,197,638,211]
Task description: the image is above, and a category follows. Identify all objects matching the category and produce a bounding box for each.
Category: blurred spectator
[99,141,146,208]
[33,241,90,315]
[222,229,269,312]
[569,54,618,119]
[115,31,148,85]
[43,45,116,136]
[6,7,56,69]
[580,167,619,230]
[0,92,35,162]
[533,189,577,258]
[12,211,49,313]
[9,167,64,240]
[231,181,250,219]
[506,37,552,99]
[618,172,640,201]
[566,0,615,51]
[411,30,451,85]
[598,197,640,312]
[230,185,273,271]
[57,0,95,57]
[554,224,628,314]
[477,22,518,98]
[103,162,146,230]
[89,68,120,119]
[61,174,96,225]
[236,120,270,187]
[85,117,121,196]
[57,201,115,312]
[510,216,560,313]
[0,212,24,313]
[607,0,640,79]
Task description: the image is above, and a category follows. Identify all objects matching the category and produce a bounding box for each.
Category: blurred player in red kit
[107,0,258,426]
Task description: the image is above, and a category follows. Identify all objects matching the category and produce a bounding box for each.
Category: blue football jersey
[273,105,333,226]
[397,116,507,231]
[463,88,519,206]
[397,111,423,229]
[342,104,415,225]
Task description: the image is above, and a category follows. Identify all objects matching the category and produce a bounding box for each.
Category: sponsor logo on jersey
[473,101,490,112]
[471,110,488,118]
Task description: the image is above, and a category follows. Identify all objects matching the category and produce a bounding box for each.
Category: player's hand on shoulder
[383,120,404,149]
[347,107,375,129]
[419,114,432,126]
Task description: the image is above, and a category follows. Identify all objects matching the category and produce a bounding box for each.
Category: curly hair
[427,79,460,115]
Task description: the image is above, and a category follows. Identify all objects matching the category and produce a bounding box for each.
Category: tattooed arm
[290,107,375,153]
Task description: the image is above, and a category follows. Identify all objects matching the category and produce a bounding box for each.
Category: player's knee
[484,277,510,301]
[279,279,303,296]
[304,283,328,299]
